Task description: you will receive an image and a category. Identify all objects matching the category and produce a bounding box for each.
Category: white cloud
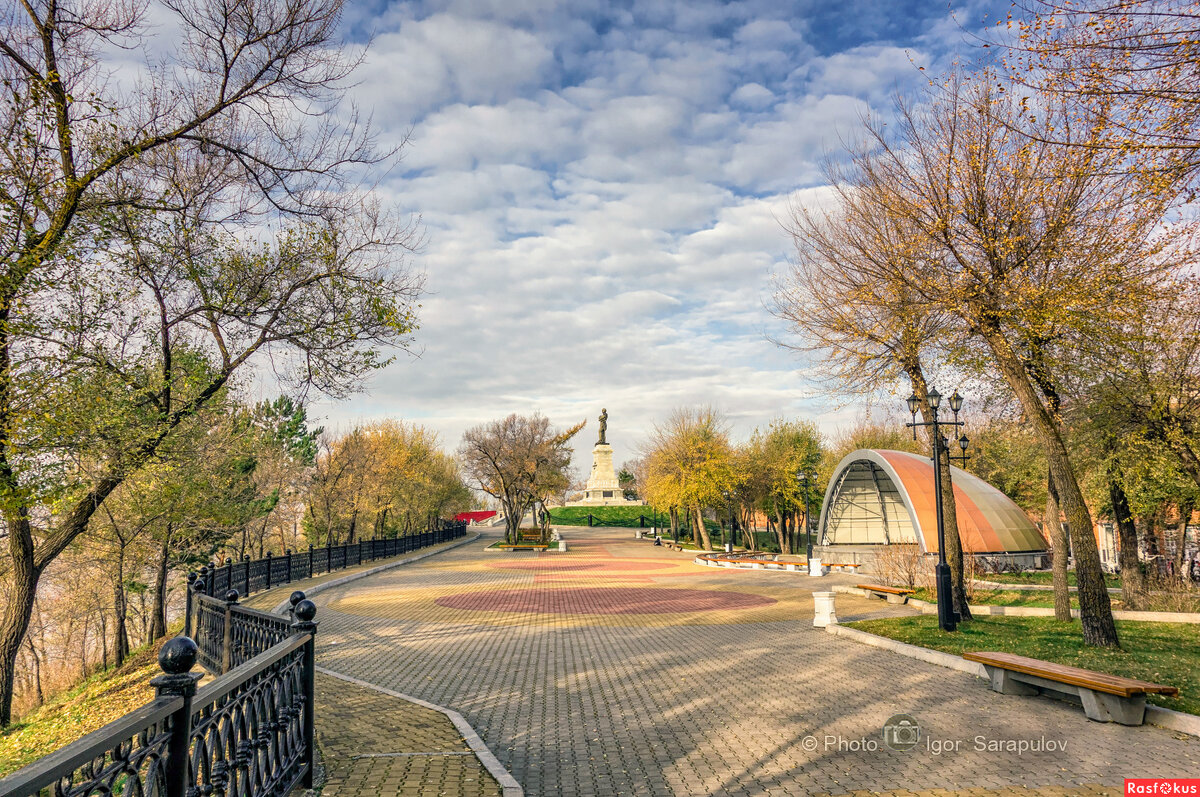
[299,0,1007,459]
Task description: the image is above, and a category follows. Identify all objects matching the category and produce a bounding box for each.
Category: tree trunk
[1046,469,1071,621]
[99,612,109,671]
[504,491,520,543]
[981,328,1119,647]
[79,616,90,679]
[1110,473,1146,610]
[0,514,36,727]
[25,635,42,707]
[937,443,972,621]
[773,504,787,555]
[112,546,130,667]
[693,505,712,550]
[669,506,679,540]
[149,526,171,641]
[1174,500,1193,582]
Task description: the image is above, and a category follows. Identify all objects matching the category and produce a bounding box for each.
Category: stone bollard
[808,557,825,577]
[558,540,568,552]
[635,530,643,539]
[813,591,838,627]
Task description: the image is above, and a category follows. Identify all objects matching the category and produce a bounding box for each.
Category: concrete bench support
[982,665,1148,725]
[862,588,910,604]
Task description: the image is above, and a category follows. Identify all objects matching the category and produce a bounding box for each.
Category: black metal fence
[189,520,468,605]
[0,521,470,797]
[0,594,319,797]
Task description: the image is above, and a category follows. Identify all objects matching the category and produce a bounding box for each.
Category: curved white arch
[818,449,928,552]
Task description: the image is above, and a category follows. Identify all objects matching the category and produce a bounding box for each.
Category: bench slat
[855,584,915,595]
[963,651,1178,697]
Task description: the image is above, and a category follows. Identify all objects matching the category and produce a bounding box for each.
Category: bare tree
[775,197,974,619]
[0,0,422,724]
[459,414,584,544]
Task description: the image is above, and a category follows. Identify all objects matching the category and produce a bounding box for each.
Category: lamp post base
[935,562,957,632]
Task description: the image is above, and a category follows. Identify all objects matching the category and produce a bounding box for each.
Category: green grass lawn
[548,505,656,527]
[549,505,732,535]
[0,634,170,775]
[907,585,1199,613]
[983,570,1122,589]
[845,615,1200,715]
[913,587,1076,609]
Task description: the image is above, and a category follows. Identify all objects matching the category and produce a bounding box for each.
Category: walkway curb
[825,624,1200,738]
[270,532,482,614]
[835,585,1200,624]
[907,597,1200,624]
[316,667,524,797]
[824,623,988,678]
[1145,705,1200,737]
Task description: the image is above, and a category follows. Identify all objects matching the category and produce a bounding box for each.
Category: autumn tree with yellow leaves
[775,192,975,619]
[307,422,471,545]
[641,408,738,551]
[1000,0,1200,190]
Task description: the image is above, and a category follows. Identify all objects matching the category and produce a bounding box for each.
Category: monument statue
[566,406,643,507]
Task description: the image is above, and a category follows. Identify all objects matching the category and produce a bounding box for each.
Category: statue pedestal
[565,410,644,507]
[580,444,622,504]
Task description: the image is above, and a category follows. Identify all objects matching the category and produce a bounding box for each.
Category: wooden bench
[855,584,915,604]
[826,562,861,572]
[963,651,1178,725]
[518,531,543,543]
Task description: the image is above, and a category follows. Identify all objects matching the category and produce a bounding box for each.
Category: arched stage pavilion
[814,449,1049,569]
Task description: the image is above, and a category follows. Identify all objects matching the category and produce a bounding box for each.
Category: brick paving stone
[240,536,471,611]
[313,672,502,796]
[308,529,1200,797]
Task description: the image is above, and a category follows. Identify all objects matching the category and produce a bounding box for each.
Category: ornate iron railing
[0,598,318,797]
[186,521,467,624]
[228,605,291,670]
[0,694,181,797]
[3,521,470,797]
[193,597,227,675]
[189,591,296,676]
[188,634,310,797]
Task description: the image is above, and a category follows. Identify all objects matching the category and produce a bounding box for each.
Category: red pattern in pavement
[490,560,675,572]
[434,587,775,615]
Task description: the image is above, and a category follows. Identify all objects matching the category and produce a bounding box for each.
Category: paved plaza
[307,529,1199,796]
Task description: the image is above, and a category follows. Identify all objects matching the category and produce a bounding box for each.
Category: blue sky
[306,0,1003,469]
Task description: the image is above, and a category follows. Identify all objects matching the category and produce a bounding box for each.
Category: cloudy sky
[304,0,1003,469]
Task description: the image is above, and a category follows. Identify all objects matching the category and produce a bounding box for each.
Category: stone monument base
[568,442,644,506]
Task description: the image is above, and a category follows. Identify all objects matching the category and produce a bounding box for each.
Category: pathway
[311,672,502,797]
[308,529,1199,796]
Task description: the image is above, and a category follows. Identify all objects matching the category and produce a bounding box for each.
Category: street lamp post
[797,471,814,560]
[906,388,971,633]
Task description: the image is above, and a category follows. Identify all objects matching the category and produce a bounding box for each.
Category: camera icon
[882,713,921,751]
